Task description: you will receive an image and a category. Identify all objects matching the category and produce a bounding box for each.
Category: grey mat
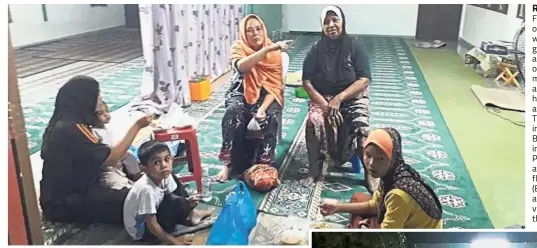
[14,27,142,77]
[18,62,112,104]
[73,28,141,42]
[35,41,142,63]
[23,40,87,52]
[413,40,447,49]
[14,49,76,78]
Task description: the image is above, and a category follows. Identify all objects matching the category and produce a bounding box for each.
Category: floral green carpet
[34,33,494,246]
[257,35,493,229]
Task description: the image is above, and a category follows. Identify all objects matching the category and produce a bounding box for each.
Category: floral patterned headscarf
[372,127,443,224]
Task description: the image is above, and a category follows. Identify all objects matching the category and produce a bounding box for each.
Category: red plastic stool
[152,125,202,194]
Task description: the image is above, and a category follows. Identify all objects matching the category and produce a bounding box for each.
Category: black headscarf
[317,5,353,84]
[41,75,100,157]
[377,127,443,224]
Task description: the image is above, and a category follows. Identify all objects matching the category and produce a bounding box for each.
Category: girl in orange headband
[320,127,443,229]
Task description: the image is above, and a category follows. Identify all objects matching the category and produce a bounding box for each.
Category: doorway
[415,4,463,41]
[124,4,140,29]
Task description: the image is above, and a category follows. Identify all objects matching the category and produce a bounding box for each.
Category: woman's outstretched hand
[320,202,339,216]
[270,40,293,51]
[136,115,153,129]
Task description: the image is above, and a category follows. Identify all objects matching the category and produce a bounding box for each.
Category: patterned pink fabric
[305,94,370,166]
[307,102,328,155]
[244,164,280,192]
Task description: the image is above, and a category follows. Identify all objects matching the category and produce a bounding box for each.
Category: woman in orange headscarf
[215,14,292,182]
[320,128,443,229]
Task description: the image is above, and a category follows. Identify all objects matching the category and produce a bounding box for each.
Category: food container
[295,87,309,99]
[189,76,212,101]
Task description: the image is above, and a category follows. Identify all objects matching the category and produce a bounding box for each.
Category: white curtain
[138,4,244,109]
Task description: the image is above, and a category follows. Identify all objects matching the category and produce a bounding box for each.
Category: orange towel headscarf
[364,129,394,160]
[230,14,284,106]
[364,127,443,224]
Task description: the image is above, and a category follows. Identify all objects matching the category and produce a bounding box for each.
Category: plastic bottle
[201,167,212,202]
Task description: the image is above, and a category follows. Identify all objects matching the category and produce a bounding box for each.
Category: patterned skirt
[305,95,370,168]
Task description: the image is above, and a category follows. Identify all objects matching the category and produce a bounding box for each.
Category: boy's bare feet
[215,166,230,182]
[189,207,215,226]
[171,234,194,245]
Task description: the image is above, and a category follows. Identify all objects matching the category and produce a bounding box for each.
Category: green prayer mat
[257,35,493,229]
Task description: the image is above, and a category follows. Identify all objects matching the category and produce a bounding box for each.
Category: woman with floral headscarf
[320,128,443,229]
[300,5,374,191]
[215,14,292,182]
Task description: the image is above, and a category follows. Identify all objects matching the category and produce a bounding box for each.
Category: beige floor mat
[470,84,525,112]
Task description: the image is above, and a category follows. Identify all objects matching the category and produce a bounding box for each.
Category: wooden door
[8,30,44,245]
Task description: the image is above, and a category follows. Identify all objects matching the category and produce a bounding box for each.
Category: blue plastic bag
[351,154,362,174]
[206,181,257,245]
[128,145,139,161]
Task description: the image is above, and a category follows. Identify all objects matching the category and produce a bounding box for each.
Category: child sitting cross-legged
[123,140,214,245]
[91,101,143,190]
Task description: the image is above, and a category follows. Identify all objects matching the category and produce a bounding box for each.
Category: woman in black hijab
[40,75,152,224]
[301,5,375,191]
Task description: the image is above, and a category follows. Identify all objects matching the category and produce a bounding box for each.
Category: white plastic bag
[246,118,263,139]
[156,102,196,129]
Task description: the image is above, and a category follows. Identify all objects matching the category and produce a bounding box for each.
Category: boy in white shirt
[123,140,213,245]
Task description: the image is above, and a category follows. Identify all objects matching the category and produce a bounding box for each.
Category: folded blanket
[128,96,166,117]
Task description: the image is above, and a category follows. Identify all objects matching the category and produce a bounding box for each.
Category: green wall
[245,4,283,38]
[244,4,253,15]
